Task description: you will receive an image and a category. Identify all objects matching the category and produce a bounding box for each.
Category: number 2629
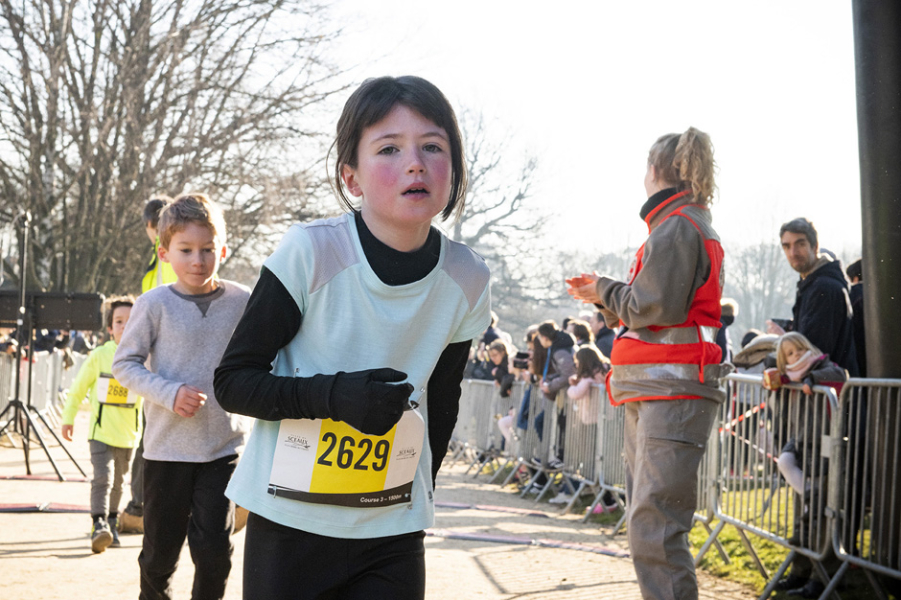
[316,433,389,471]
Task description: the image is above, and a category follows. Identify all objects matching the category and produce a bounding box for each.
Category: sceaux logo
[285,435,310,451]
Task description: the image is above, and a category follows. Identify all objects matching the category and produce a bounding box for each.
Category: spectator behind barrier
[767,218,858,376]
[763,332,847,597]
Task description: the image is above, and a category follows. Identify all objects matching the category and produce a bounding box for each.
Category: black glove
[328,368,415,436]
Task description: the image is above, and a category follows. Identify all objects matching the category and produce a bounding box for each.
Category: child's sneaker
[91,519,113,554]
[108,517,121,547]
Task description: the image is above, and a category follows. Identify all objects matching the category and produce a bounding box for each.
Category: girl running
[215,76,491,600]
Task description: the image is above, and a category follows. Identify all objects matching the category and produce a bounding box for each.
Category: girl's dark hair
[527,331,549,376]
[568,319,594,344]
[575,345,610,379]
[331,76,468,221]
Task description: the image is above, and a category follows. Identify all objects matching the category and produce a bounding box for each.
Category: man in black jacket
[767,217,858,376]
[767,217,857,598]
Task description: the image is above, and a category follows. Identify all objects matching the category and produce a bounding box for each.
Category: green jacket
[142,238,177,294]
[61,340,143,448]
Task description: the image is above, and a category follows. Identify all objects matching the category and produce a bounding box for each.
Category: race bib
[268,409,425,508]
[96,374,138,407]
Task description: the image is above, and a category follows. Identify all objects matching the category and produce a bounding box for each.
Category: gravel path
[0,410,757,599]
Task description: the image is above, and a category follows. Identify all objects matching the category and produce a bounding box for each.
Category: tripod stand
[0,212,101,481]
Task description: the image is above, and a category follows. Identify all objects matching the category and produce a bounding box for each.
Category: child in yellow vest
[61,296,141,553]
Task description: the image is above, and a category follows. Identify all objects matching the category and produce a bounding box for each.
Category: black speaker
[0,291,103,330]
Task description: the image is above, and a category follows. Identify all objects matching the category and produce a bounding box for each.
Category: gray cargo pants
[624,398,718,600]
[89,439,133,519]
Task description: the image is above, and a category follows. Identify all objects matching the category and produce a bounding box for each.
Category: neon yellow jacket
[61,340,143,448]
[142,238,177,294]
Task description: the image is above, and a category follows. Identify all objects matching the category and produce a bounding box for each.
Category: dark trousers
[244,512,426,600]
[125,412,147,514]
[140,455,238,600]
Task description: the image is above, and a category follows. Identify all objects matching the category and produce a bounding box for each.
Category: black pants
[140,455,238,600]
[244,512,426,600]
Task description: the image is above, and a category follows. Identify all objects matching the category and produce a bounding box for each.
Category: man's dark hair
[537,320,558,340]
[779,217,818,249]
[143,195,174,229]
[846,258,862,281]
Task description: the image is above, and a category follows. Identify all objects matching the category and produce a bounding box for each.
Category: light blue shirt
[226,214,491,538]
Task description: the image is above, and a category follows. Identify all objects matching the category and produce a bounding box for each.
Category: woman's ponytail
[673,127,716,205]
[648,127,717,205]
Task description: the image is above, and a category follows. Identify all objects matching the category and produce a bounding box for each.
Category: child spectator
[112,194,251,598]
[487,339,516,398]
[214,75,491,600]
[764,331,846,492]
[567,345,610,425]
[488,339,518,449]
[763,331,847,597]
[60,296,140,554]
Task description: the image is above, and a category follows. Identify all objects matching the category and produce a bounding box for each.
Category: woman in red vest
[567,128,730,600]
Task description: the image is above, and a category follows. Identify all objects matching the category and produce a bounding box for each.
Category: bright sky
[330,0,862,257]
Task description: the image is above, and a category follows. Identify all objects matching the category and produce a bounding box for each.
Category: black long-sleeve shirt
[215,211,471,485]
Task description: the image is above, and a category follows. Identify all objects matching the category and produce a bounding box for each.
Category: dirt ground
[0,409,758,599]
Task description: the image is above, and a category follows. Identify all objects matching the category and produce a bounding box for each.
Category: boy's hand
[174,385,207,418]
[61,424,74,441]
[329,368,414,436]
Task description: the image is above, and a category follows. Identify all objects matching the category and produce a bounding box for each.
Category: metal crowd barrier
[0,350,86,442]
[697,373,844,600]
[449,373,901,599]
[824,379,901,599]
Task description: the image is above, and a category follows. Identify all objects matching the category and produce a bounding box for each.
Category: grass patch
[689,519,897,598]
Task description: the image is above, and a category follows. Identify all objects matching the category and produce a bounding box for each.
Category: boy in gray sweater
[113,194,250,600]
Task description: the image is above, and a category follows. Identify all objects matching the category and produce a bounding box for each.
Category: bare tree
[722,241,797,338]
[0,0,345,294]
[447,109,554,338]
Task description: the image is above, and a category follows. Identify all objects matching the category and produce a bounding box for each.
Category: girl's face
[488,349,504,365]
[342,104,452,246]
[783,341,806,365]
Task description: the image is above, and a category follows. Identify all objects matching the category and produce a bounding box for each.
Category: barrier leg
[737,526,769,580]
[759,551,794,600]
[820,562,854,600]
[694,520,726,567]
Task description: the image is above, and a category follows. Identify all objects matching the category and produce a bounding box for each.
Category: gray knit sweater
[112,282,252,462]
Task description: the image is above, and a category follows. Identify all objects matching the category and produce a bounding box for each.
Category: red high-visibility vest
[606,193,724,405]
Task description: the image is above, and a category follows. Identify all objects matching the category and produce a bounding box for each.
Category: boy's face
[108,306,132,344]
[159,222,226,295]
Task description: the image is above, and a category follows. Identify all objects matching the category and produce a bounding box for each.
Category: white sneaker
[549,493,572,504]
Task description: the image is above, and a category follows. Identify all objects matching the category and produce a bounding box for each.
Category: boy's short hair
[105,295,136,329]
[143,196,174,229]
[158,194,227,249]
